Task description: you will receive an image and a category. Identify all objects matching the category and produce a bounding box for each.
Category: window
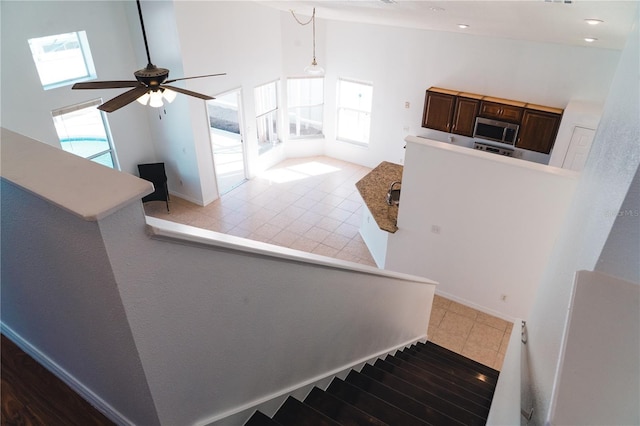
[254,81,280,155]
[51,100,118,169]
[28,31,96,90]
[336,78,373,145]
[287,77,324,138]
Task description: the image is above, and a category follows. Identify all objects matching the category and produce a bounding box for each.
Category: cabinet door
[479,101,523,123]
[516,109,562,154]
[422,91,455,132]
[451,97,480,136]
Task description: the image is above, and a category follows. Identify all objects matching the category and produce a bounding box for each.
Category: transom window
[51,99,118,169]
[287,77,324,139]
[254,81,280,155]
[336,78,373,145]
[28,31,96,90]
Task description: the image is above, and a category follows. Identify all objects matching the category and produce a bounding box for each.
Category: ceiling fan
[72,0,225,113]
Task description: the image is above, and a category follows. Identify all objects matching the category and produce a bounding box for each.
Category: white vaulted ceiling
[263,0,638,50]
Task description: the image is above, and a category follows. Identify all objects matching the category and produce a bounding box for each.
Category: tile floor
[428,295,513,371]
[143,155,512,370]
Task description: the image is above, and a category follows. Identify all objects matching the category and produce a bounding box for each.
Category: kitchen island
[355,161,403,233]
[355,161,403,267]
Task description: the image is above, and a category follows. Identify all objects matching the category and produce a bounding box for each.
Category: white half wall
[386,137,579,320]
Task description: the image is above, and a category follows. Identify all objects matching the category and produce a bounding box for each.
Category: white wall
[550,270,639,425]
[319,18,621,169]
[0,179,160,426]
[0,0,157,175]
[386,137,579,320]
[524,17,639,425]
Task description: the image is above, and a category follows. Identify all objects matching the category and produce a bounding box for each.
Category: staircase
[245,341,499,425]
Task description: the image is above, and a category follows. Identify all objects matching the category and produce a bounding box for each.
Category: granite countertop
[355,161,404,233]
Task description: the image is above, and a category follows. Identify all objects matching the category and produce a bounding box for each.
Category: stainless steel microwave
[473,117,519,146]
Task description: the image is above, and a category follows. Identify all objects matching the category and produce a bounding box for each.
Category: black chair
[138,162,170,212]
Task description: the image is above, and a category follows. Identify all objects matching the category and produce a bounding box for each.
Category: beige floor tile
[429,307,447,328]
[493,352,506,371]
[447,301,479,320]
[335,222,360,239]
[466,323,505,352]
[270,229,300,247]
[322,233,351,251]
[312,244,340,258]
[438,311,475,338]
[432,294,452,309]
[305,226,332,243]
[499,330,512,354]
[476,312,510,332]
[253,223,283,239]
[461,341,498,368]
[289,236,320,253]
[430,328,466,353]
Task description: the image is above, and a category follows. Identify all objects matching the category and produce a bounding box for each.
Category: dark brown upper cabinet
[422,89,456,132]
[451,95,481,137]
[516,107,563,154]
[479,98,525,123]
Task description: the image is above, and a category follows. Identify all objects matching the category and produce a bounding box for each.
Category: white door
[562,126,595,171]
[207,89,247,195]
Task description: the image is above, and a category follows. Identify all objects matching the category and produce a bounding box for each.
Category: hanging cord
[290,8,318,64]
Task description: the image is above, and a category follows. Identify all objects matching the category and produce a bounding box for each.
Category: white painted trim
[167,189,207,207]
[487,318,524,425]
[196,334,428,426]
[0,324,134,426]
[435,289,517,323]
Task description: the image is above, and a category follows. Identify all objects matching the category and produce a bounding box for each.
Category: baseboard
[196,334,428,426]
[168,190,206,206]
[0,323,135,426]
[435,289,517,323]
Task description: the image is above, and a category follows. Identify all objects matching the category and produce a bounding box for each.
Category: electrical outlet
[500,294,508,302]
[431,225,441,234]
[404,101,410,109]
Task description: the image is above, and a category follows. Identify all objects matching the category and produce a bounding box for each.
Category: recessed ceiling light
[585,19,604,25]
[429,6,445,12]
[458,24,469,29]
[584,37,598,43]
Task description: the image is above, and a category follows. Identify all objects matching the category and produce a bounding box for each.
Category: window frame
[336,77,374,146]
[51,99,119,169]
[286,76,324,140]
[254,80,281,155]
[28,31,97,90]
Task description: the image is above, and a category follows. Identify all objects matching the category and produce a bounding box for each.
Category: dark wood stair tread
[304,386,388,426]
[345,369,466,425]
[272,396,341,426]
[396,350,496,396]
[245,411,282,426]
[327,378,429,426]
[360,364,487,426]
[418,341,500,378]
[406,346,498,386]
[374,358,491,416]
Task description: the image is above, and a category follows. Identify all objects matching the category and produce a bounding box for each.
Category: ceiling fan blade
[72,81,140,90]
[164,73,227,84]
[161,85,214,101]
[98,86,149,113]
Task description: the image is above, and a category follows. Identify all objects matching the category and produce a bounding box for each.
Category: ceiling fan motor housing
[135,66,170,87]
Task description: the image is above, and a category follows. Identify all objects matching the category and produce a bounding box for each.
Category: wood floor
[1,334,113,426]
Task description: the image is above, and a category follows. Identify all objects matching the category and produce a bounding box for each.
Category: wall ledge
[146,216,438,286]
[1,128,153,221]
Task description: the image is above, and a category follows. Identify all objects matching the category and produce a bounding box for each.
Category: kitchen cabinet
[422,89,456,132]
[451,95,480,136]
[479,98,525,123]
[516,107,562,154]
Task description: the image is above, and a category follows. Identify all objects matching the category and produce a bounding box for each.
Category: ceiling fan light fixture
[149,90,164,108]
[162,88,177,103]
[136,91,151,105]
